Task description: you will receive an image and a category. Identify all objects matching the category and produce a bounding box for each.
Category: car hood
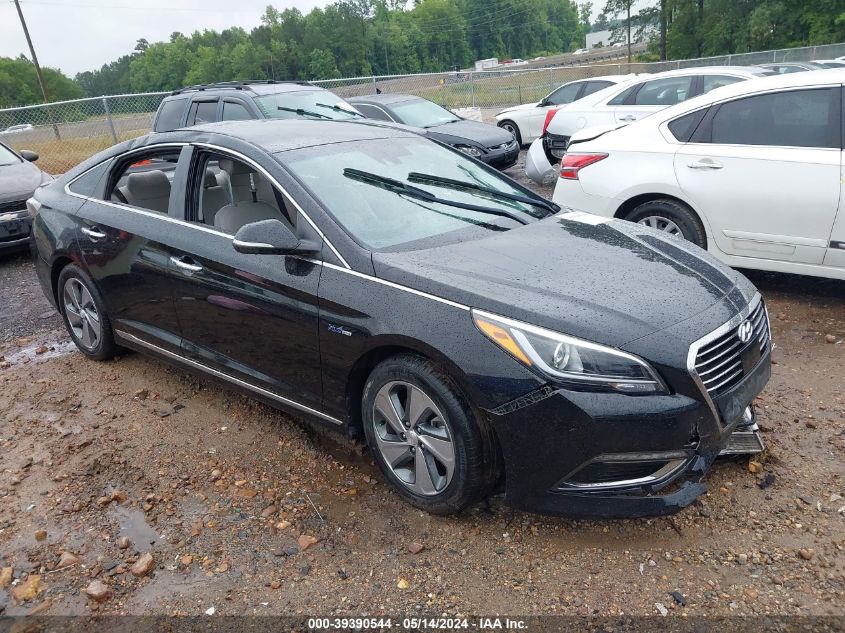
[373,213,749,348]
[0,160,46,202]
[497,102,541,116]
[425,120,515,149]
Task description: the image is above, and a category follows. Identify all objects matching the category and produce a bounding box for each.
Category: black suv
[152,80,362,132]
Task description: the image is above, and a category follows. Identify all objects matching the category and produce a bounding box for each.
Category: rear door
[675,86,842,265]
[186,98,220,126]
[73,144,189,354]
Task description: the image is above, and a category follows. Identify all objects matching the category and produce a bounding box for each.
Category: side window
[222,101,252,121]
[106,149,181,214]
[667,108,708,142]
[68,160,111,197]
[187,100,218,126]
[191,151,296,235]
[547,82,582,105]
[701,75,745,95]
[608,85,638,106]
[633,76,693,106]
[581,80,614,98]
[154,98,186,132]
[706,88,839,149]
[356,104,392,121]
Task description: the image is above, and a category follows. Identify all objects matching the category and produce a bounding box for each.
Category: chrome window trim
[114,329,343,425]
[557,452,689,491]
[686,293,764,429]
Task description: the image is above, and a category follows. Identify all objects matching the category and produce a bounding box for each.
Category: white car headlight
[455,144,483,157]
[473,310,668,395]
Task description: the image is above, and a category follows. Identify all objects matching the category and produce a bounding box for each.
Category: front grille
[491,140,517,151]
[0,199,27,214]
[694,300,769,396]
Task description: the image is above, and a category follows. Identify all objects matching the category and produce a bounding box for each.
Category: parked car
[1,124,34,135]
[151,80,362,132]
[30,118,769,518]
[811,59,845,69]
[1,142,51,253]
[494,75,638,146]
[758,62,825,74]
[550,69,845,280]
[348,94,519,169]
[525,66,774,184]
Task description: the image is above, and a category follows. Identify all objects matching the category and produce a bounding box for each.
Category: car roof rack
[170,80,314,95]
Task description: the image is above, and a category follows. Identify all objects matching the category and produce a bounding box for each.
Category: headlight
[455,144,483,157]
[472,310,668,395]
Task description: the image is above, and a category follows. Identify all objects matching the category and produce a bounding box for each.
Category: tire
[57,264,117,361]
[625,198,707,249]
[361,354,500,515]
[497,120,522,147]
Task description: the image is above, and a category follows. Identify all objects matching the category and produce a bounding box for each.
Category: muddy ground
[1,156,844,619]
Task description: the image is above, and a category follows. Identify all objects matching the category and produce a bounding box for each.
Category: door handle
[170,255,203,273]
[619,115,637,122]
[687,159,723,170]
[81,226,106,240]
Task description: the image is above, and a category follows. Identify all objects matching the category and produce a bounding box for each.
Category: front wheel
[361,354,499,514]
[58,264,117,361]
[626,199,707,249]
[497,120,522,146]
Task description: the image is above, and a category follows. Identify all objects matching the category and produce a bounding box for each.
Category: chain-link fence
[2,42,844,175]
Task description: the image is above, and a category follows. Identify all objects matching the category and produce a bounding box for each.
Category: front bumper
[479,140,519,170]
[488,341,771,519]
[0,209,32,252]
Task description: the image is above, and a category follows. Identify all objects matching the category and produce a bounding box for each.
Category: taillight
[541,108,559,135]
[560,153,608,180]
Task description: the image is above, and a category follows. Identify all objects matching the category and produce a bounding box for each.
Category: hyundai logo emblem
[737,320,754,344]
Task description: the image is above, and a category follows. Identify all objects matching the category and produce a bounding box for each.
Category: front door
[675,87,842,265]
[167,146,325,412]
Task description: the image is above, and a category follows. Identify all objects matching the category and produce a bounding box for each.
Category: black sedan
[1,142,51,253]
[348,94,519,169]
[30,119,770,518]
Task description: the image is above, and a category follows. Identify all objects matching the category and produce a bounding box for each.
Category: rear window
[154,98,186,132]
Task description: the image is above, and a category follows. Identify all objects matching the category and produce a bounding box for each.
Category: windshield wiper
[277,106,331,119]
[315,102,363,117]
[422,119,460,128]
[407,172,559,216]
[343,168,530,225]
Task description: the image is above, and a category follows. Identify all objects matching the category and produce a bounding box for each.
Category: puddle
[3,338,76,365]
[110,505,160,548]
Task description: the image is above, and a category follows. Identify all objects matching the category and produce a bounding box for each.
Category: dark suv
[152,80,362,132]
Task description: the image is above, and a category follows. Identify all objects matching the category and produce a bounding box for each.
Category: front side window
[284,137,546,250]
[254,90,360,121]
[389,99,459,128]
[222,101,252,121]
[546,83,582,105]
[107,149,181,214]
[633,76,693,106]
[708,88,839,149]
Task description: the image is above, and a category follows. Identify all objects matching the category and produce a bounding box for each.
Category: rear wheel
[58,264,116,361]
[497,120,522,146]
[361,354,499,514]
[626,199,707,249]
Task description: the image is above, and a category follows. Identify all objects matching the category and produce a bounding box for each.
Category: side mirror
[538,99,549,107]
[232,219,319,255]
[19,150,39,162]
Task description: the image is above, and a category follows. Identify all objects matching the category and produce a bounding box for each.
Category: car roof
[185,118,419,153]
[347,93,422,106]
[168,81,320,97]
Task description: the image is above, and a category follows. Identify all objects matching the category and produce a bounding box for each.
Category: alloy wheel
[500,122,519,141]
[371,380,455,496]
[637,215,683,236]
[63,277,101,351]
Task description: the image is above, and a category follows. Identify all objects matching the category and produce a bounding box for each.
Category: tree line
[1,0,844,109]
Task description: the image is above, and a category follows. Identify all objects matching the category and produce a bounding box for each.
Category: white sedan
[550,68,845,280]
[494,75,635,146]
[524,66,773,184]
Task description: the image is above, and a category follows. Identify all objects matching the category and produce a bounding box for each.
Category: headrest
[219,158,254,177]
[125,170,171,200]
[203,169,217,188]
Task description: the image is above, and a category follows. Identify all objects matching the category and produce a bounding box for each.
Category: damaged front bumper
[524,137,557,185]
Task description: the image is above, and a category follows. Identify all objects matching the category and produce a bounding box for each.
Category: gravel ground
[1,153,844,619]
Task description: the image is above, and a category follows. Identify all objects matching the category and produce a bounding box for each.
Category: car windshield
[0,144,21,166]
[254,90,360,120]
[391,99,460,128]
[283,137,548,250]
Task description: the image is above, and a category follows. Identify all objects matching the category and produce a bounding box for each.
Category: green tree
[308,49,340,79]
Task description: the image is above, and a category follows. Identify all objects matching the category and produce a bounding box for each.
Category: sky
[1,0,616,78]
[0,0,330,77]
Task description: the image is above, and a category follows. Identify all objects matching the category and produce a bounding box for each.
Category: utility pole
[13,0,61,139]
